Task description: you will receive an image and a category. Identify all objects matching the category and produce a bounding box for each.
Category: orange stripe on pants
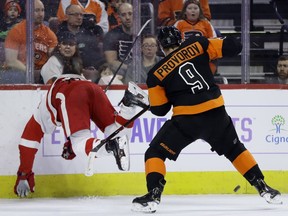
[232,150,257,175]
[145,158,166,176]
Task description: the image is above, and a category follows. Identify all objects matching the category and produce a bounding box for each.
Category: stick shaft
[85,106,149,176]
[104,19,152,92]
[91,106,149,152]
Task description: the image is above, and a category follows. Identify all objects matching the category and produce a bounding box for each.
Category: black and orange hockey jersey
[146,36,242,117]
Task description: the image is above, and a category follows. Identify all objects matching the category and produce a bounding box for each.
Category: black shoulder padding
[222,37,242,57]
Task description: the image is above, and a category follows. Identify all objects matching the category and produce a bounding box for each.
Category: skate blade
[119,135,130,171]
[263,193,283,205]
[131,202,158,213]
[119,156,129,171]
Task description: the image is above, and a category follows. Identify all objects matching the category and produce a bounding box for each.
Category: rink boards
[0,84,287,198]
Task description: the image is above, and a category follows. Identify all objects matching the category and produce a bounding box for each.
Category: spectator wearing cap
[57,4,104,82]
[41,31,81,84]
[0,0,22,42]
[3,0,57,84]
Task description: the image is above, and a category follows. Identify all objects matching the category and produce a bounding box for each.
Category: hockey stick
[104,18,152,92]
[85,105,149,176]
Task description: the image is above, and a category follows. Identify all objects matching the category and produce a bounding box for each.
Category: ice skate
[131,179,166,213]
[254,179,282,204]
[106,135,130,171]
[119,81,149,109]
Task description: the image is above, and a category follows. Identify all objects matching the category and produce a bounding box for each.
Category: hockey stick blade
[104,19,152,92]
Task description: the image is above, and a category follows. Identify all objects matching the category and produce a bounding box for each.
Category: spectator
[57,0,109,34]
[57,4,104,82]
[0,0,23,68]
[174,0,216,40]
[124,34,162,84]
[40,31,80,84]
[174,0,217,74]
[0,0,22,42]
[107,0,128,31]
[1,0,26,20]
[103,2,133,80]
[157,0,211,26]
[271,55,288,84]
[2,0,57,84]
[15,0,26,19]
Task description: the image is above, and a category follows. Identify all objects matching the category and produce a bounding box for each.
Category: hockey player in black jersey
[131,26,282,213]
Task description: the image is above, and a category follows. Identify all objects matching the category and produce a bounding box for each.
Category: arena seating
[209,0,288,83]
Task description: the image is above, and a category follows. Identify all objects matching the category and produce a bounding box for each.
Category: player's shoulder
[184,35,208,45]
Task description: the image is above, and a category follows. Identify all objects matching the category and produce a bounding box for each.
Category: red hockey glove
[14,171,35,197]
[61,140,76,160]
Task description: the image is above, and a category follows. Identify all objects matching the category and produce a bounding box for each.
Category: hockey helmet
[157,26,182,48]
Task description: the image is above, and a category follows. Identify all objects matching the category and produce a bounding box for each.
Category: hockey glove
[14,171,35,197]
[61,139,76,160]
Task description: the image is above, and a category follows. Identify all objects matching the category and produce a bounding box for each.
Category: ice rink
[0,194,287,216]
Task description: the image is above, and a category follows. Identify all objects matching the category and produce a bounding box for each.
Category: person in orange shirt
[3,0,57,84]
[57,0,109,34]
[107,0,128,31]
[174,0,217,74]
[158,0,211,26]
[174,0,216,40]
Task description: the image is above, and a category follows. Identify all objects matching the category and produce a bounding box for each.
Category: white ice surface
[0,194,287,216]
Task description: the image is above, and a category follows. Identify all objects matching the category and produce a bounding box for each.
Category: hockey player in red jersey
[14,56,149,197]
[131,26,282,213]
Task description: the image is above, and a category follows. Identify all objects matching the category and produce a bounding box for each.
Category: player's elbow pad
[222,37,242,57]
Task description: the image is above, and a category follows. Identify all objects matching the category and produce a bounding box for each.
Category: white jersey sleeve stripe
[20,139,40,149]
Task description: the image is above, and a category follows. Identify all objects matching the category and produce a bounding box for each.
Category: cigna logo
[265,115,288,145]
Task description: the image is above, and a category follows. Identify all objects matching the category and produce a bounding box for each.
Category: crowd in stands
[0,0,286,85]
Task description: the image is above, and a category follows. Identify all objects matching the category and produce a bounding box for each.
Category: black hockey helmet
[157,26,182,48]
